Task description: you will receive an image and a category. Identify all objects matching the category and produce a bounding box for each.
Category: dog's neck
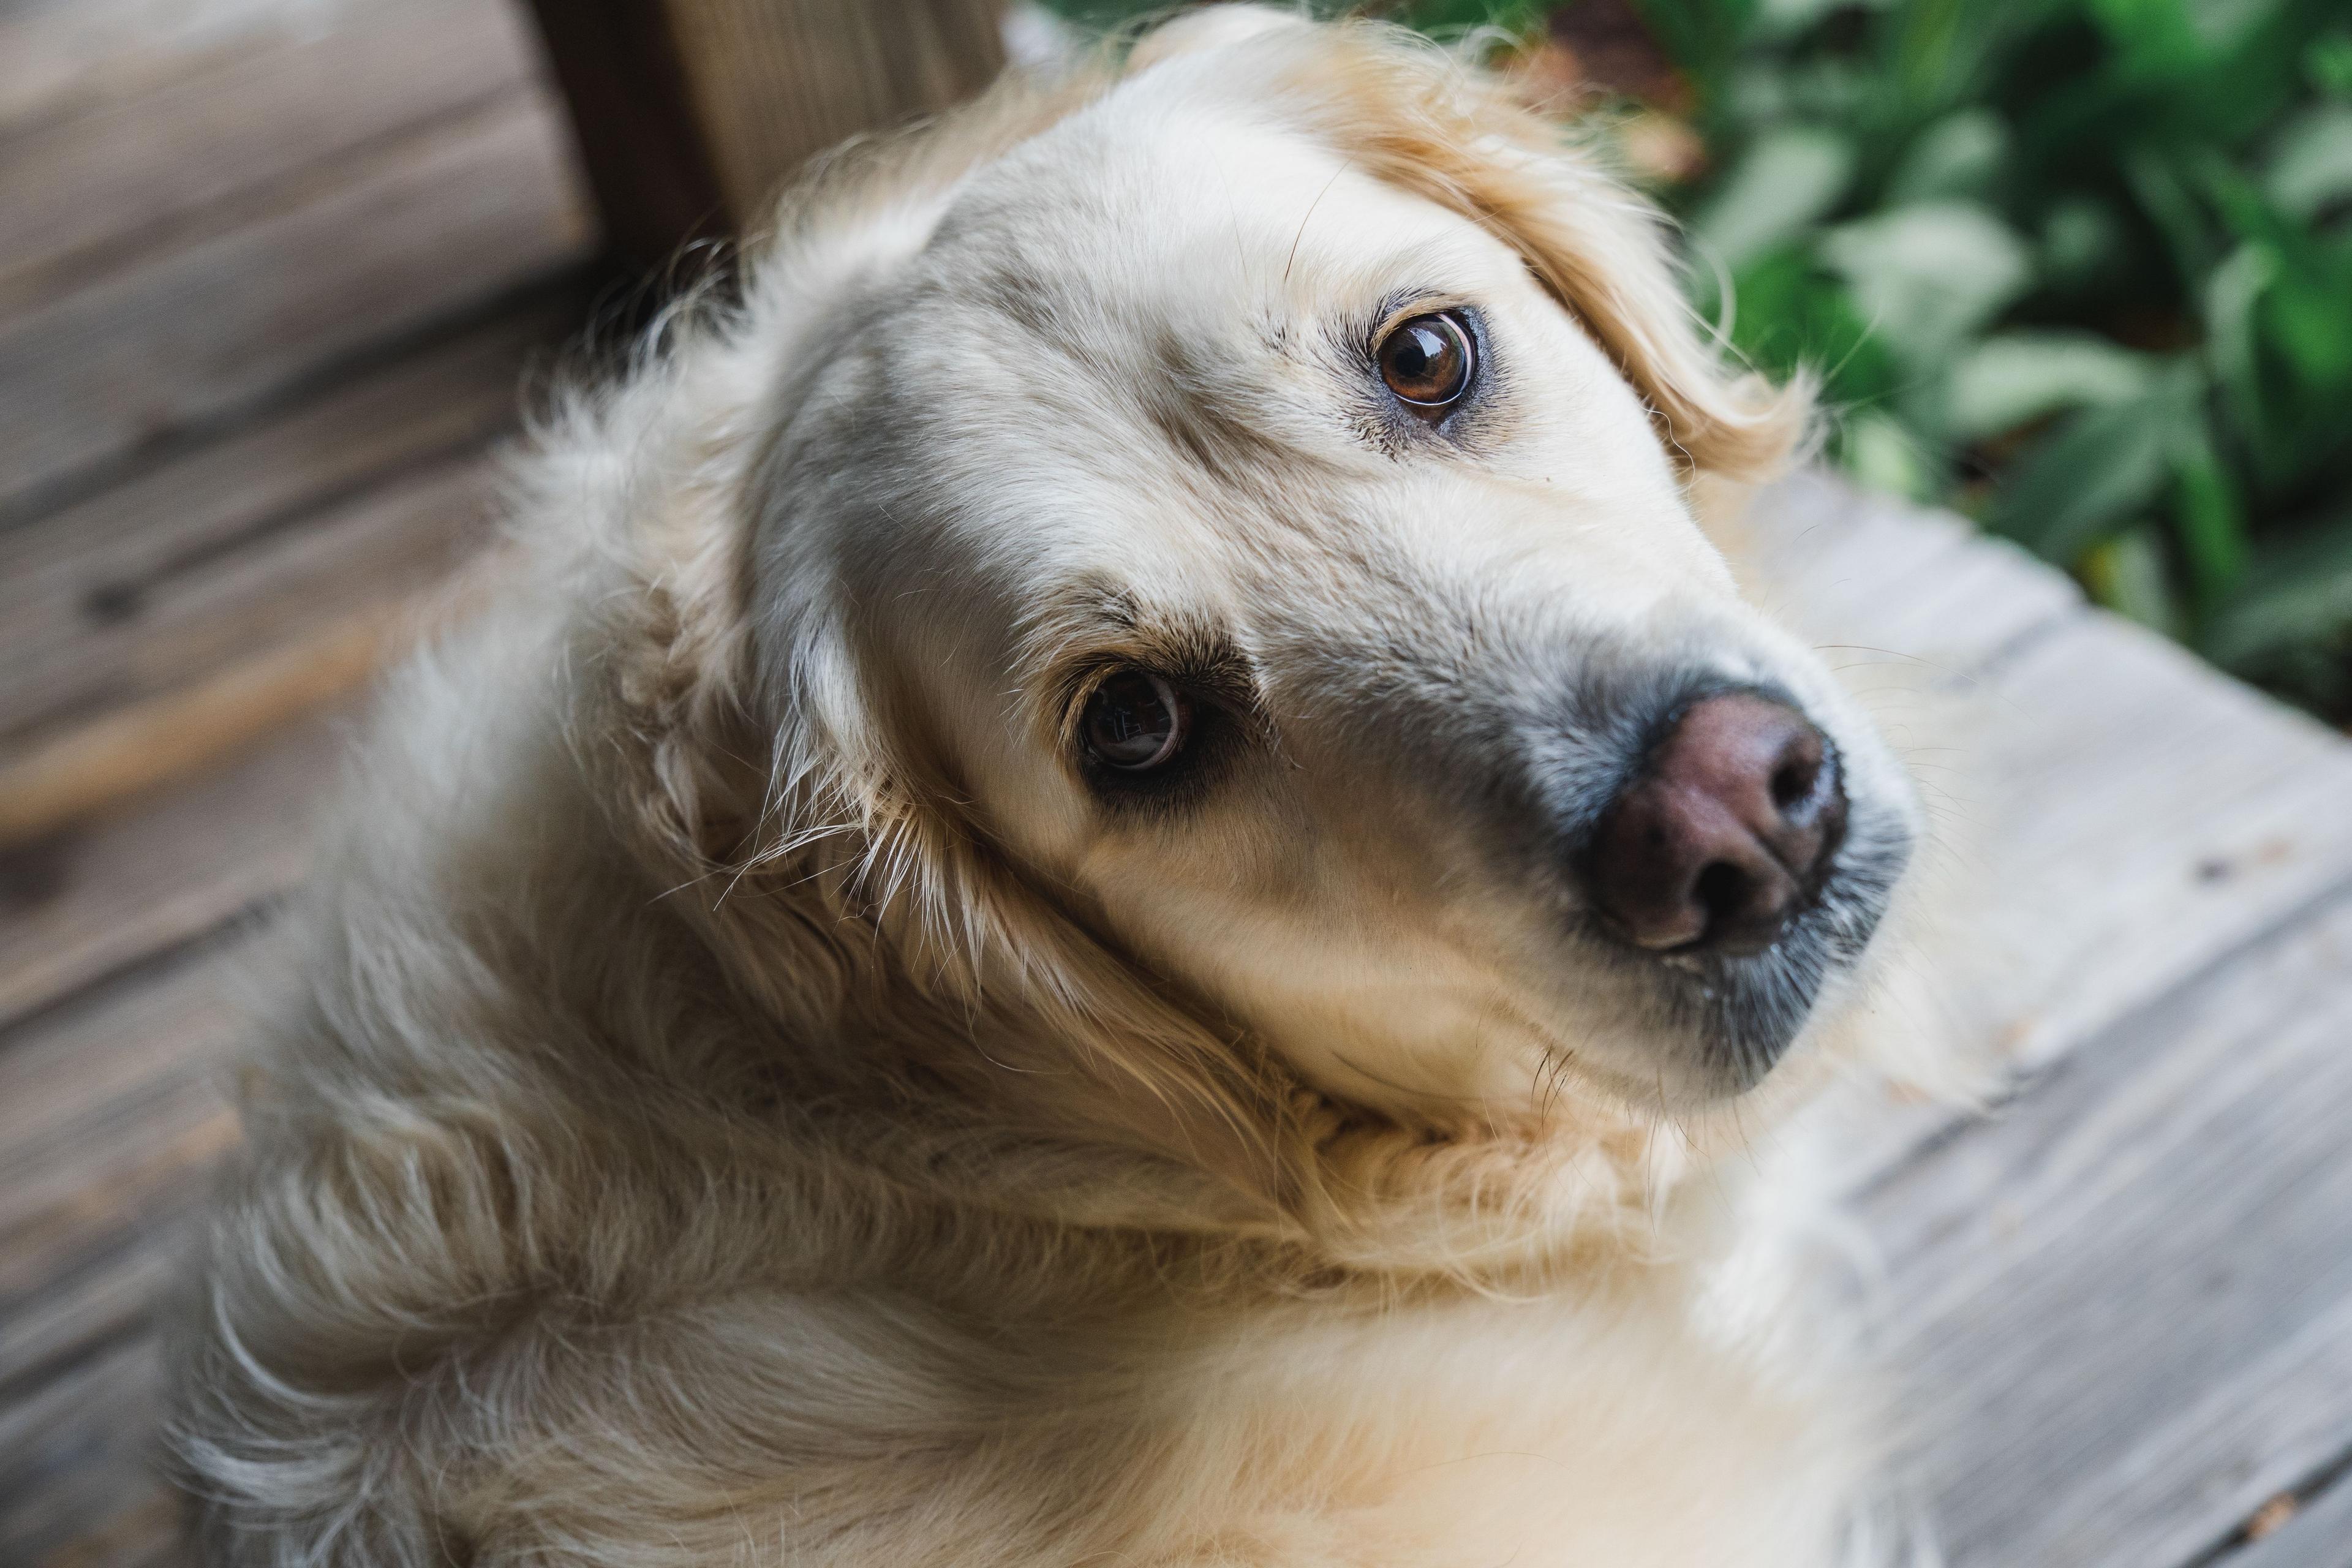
[608,816,1760,1294]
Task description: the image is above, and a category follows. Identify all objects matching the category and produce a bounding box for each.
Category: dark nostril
[1692,861,1754,927]
[1585,691,1848,956]
[1770,756,1817,814]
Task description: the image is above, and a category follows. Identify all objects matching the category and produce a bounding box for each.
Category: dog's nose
[1587,693,1845,956]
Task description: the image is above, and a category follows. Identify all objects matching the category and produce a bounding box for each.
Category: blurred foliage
[1040,0,2352,720]
[1654,0,2352,718]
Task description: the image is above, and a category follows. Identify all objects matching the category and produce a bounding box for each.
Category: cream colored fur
[167,11,1966,1565]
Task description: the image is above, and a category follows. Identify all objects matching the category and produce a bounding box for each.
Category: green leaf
[1692,126,1856,270]
[1841,411,1936,500]
[2089,0,2210,77]
[2082,527,2188,638]
[2310,31,2352,97]
[1720,244,1901,409]
[2263,254,2352,388]
[2201,510,2352,671]
[2040,197,2130,293]
[1886,108,2011,205]
[1818,200,2032,365]
[1751,0,1844,43]
[2184,0,2291,58]
[2204,240,2278,452]
[2168,416,2252,603]
[1989,390,2180,563]
[1946,331,2160,442]
[2266,103,2352,219]
[2125,148,2221,286]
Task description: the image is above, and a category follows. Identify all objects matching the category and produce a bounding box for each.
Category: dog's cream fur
[168,12,1962,1565]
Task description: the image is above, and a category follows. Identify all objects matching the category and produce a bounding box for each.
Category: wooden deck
[2,3,2350,1564]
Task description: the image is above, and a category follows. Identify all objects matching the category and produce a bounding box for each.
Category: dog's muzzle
[1583,690,1848,958]
[1518,666,1911,1093]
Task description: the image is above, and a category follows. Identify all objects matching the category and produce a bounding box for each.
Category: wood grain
[0,90,592,518]
[0,937,258,1567]
[1863,892,2352,1567]
[1744,470,2084,679]
[0,294,571,593]
[0,933,256,1354]
[0,605,411,848]
[521,0,729,268]
[0,0,368,135]
[2220,1469,2352,1567]
[0,448,500,754]
[1746,473,2352,1189]
[663,0,1007,219]
[0,1332,186,1568]
[0,293,578,749]
[0,0,541,310]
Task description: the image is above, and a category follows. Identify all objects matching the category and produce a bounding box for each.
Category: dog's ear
[1272,26,1810,483]
[584,486,1297,1199]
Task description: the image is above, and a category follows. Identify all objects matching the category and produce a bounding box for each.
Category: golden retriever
[168,10,1960,1564]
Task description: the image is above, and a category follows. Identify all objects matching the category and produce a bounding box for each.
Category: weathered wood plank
[0,1332,186,1568]
[1861,891,2352,1567]
[1746,475,2352,1562]
[1744,477,2352,1188]
[1744,471,2082,678]
[0,712,336,1028]
[0,938,236,1564]
[0,317,565,1006]
[0,442,499,798]
[0,461,503,868]
[2220,1471,2352,1567]
[1824,611,2352,1189]
[0,293,576,750]
[0,929,255,1392]
[0,295,568,592]
[1966,617,2352,1070]
[0,89,592,518]
[528,0,1005,264]
[0,445,496,756]
[0,0,365,135]
[0,0,540,310]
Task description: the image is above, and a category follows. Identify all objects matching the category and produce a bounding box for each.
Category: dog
[167,9,1964,1564]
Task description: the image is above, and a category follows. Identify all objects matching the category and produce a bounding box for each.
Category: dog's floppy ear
[1261,24,1809,482]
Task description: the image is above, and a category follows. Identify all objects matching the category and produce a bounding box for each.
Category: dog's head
[595,11,1919,1159]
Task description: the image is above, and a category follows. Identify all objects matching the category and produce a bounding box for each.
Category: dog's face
[742,23,1918,1119]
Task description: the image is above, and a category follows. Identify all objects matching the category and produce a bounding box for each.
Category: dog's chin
[1563,823,1913,1108]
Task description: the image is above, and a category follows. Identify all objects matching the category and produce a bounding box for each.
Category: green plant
[1656,0,2352,717]
[1039,0,2352,719]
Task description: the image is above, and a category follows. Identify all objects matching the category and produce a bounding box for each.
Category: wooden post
[526,0,1009,270]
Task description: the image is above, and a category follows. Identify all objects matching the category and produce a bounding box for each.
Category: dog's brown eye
[1082,671,1189,772]
[1376,312,1474,412]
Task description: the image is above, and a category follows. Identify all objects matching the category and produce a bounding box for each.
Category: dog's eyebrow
[1021,590,1258,715]
[1360,282,1472,343]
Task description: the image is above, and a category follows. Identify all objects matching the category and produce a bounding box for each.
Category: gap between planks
[0,285,598,850]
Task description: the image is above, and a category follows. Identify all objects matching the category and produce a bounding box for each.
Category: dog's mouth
[1573,809,1913,1097]
[1452,657,1921,1101]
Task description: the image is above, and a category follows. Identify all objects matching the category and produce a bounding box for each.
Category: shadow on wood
[528,0,1009,268]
